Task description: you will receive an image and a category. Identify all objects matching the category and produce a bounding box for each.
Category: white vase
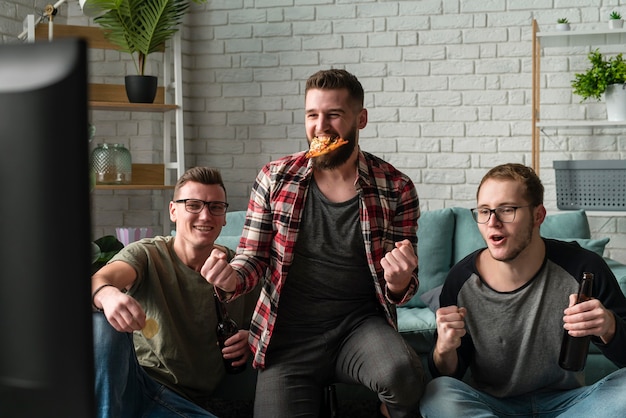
[605,83,626,121]
[609,19,624,29]
[556,23,571,31]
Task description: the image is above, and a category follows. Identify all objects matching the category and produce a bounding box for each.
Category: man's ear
[169,201,177,223]
[358,108,368,129]
[535,204,547,226]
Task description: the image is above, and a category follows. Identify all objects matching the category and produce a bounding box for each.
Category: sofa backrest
[215,211,247,250]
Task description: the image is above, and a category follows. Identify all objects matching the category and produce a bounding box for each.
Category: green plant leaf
[571,49,626,101]
[89,0,205,75]
[91,235,124,274]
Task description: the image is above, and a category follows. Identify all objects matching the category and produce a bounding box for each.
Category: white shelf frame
[23,16,185,187]
[532,20,626,174]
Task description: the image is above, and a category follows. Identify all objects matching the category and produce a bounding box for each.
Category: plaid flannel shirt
[230,148,420,368]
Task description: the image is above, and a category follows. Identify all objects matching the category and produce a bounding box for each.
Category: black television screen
[0,38,94,418]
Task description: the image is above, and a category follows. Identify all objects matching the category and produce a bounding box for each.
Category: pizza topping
[305,136,348,158]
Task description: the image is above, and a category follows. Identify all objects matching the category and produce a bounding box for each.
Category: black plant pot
[124,75,158,103]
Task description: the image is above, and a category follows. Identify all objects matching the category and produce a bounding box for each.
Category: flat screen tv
[0,38,94,418]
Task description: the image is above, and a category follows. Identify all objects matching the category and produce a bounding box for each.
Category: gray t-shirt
[434,238,626,398]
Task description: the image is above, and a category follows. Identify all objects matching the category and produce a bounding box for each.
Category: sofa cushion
[561,237,610,256]
[540,209,591,239]
[397,306,436,354]
[214,211,247,250]
[420,285,443,312]
[451,207,484,264]
[407,208,455,308]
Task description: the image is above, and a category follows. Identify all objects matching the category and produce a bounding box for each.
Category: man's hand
[433,305,467,375]
[221,330,251,367]
[381,239,418,297]
[201,248,238,293]
[563,295,616,344]
[99,287,147,333]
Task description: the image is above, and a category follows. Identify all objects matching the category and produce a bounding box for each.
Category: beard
[310,130,357,170]
[488,216,535,262]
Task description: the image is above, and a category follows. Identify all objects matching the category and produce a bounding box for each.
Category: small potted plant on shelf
[609,11,624,29]
[556,18,570,31]
[86,0,208,103]
[571,49,626,121]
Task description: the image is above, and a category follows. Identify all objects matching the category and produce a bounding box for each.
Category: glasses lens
[208,202,228,215]
[473,208,490,223]
[185,200,204,213]
[495,207,516,223]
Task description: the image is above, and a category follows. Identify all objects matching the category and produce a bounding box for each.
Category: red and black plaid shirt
[230,148,420,369]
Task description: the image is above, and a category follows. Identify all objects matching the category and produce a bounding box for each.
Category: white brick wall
[2,0,626,262]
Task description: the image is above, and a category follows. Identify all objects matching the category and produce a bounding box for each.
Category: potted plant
[571,49,626,120]
[556,18,570,31]
[91,235,124,274]
[86,0,207,103]
[609,11,624,29]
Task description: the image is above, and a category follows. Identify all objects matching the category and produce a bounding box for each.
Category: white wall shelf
[30,23,185,189]
[537,120,626,128]
[531,20,626,174]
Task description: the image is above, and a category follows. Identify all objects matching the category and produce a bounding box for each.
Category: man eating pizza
[202,68,426,418]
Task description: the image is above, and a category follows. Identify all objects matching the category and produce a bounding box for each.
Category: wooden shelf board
[95,184,174,190]
[90,101,177,112]
[88,84,176,111]
[35,24,164,51]
[94,163,174,190]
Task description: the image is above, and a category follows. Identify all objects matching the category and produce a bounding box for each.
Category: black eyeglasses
[174,199,229,215]
[470,205,530,224]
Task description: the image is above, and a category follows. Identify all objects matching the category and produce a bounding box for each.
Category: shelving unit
[30,23,184,189]
[531,19,626,174]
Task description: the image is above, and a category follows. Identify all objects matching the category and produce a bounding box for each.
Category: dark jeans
[253,314,425,418]
[92,312,216,418]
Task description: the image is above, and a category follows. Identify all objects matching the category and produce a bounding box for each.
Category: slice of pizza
[304,136,348,158]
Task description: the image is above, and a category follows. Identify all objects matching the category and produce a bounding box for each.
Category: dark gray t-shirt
[276,180,378,332]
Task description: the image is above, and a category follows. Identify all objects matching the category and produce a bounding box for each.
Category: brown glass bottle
[213,292,246,374]
[558,272,594,371]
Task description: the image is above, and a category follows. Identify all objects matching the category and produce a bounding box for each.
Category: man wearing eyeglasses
[420,163,626,417]
[91,167,257,418]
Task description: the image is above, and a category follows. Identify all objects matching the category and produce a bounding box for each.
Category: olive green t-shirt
[111,236,253,404]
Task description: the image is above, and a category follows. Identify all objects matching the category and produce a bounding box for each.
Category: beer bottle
[214,292,246,374]
[558,272,594,371]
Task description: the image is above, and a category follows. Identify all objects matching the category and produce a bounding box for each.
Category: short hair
[477,163,544,206]
[173,167,226,200]
[305,69,364,109]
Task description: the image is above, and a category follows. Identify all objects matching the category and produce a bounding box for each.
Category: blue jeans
[420,368,626,418]
[93,312,217,418]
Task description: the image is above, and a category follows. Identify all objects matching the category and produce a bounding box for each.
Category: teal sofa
[213,207,626,402]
